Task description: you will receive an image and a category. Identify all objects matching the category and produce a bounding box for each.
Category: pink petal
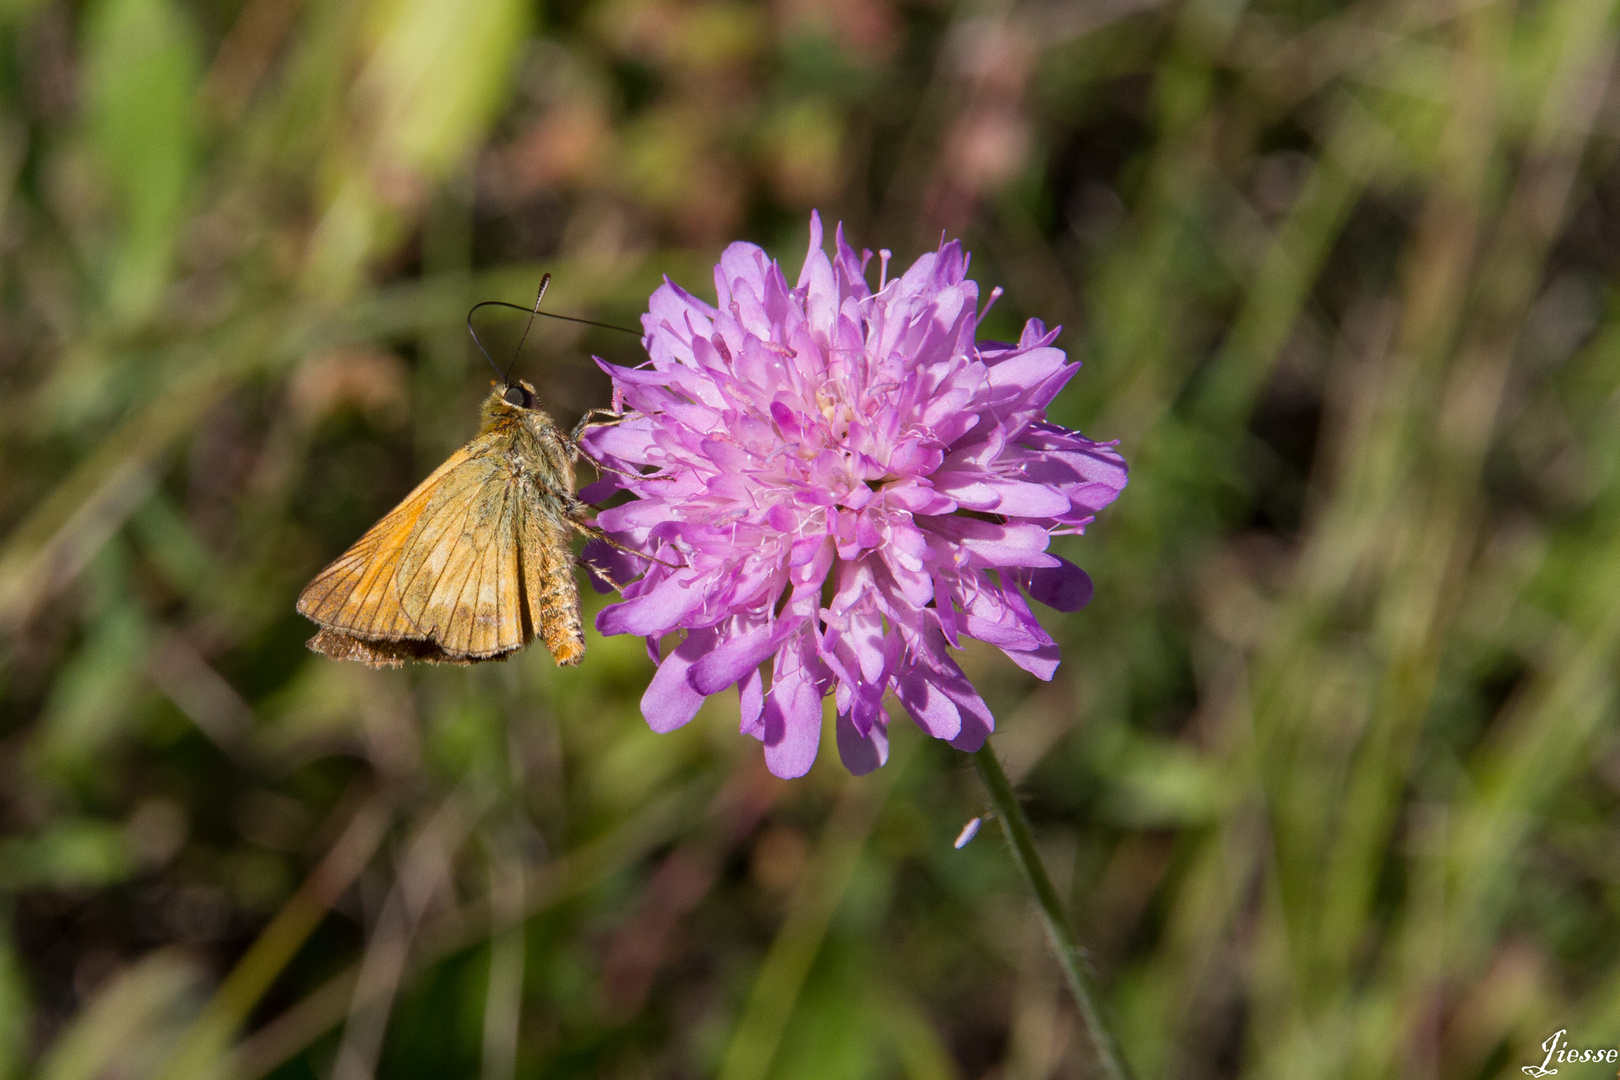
[739,667,765,736]
[946,688,994,751]
[1002,642,1061,680]
[895,670,962,741]
[795,210,825,290]
[581,539,639,594]
[595,573,705,636]
[689,619,801,695]
[981,479,1073,517]
[762,648,824,778]
[836,711,889,775]
[984,346,1070,394]
[1020,558,1094,612]
[717,242,772,302]
[640,629,717,734]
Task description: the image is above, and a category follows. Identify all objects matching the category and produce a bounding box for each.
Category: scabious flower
[580,212,1126,779]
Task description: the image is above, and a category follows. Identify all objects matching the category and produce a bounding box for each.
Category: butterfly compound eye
[503,385,532,408]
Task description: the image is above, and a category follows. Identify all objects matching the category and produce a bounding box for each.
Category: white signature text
[1523,1030,1619,1077]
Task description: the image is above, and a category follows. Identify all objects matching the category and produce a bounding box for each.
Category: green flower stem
[972,745,1133,1080]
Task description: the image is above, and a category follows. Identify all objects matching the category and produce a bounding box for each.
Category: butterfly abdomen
[520,485,585,666]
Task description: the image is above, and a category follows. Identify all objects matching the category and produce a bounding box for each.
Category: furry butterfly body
[297,380,588,667]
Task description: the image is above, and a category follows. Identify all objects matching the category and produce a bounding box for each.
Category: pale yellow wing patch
[396,461,524,659]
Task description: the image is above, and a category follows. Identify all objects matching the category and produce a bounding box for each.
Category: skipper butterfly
[297,275,624,668]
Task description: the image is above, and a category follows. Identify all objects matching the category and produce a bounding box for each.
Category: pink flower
[580,213,1126,778]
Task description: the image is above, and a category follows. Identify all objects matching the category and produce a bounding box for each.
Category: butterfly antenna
[506,273,551,384]
[467,305,510,385]
[466,276,640,383]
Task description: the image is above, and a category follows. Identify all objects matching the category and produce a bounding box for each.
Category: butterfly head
[482,378,565,448]
[501,381,536,409]
[486,378,545,420]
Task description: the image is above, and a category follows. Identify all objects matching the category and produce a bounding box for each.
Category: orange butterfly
[298,276,622,668]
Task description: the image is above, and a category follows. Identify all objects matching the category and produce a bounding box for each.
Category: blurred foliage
[0,0,1619,1077]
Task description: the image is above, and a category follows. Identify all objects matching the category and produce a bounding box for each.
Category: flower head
[580,213,1126,778]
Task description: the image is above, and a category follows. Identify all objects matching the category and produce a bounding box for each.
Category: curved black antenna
[466,276,640,385]
[506,273,550,384]
[470,301,641,337]
[468,308,508,384]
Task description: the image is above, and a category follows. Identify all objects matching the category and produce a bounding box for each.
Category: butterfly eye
[503,385,531,408]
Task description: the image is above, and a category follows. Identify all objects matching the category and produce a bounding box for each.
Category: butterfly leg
[571,435,650,485]
[569,407,625,449]
[576,551,629,595]
[567,517,683,570]
[568,408,650,484]
[581,456,647,482]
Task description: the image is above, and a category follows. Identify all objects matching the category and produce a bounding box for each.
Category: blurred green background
[0,0,1618,1076]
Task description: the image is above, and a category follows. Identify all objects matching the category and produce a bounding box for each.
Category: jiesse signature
[1523,1029,1619,1077]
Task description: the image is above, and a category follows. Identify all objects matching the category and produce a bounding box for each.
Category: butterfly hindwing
[396,445,524,659]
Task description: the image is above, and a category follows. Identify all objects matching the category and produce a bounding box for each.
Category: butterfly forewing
[295,444,481,642]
